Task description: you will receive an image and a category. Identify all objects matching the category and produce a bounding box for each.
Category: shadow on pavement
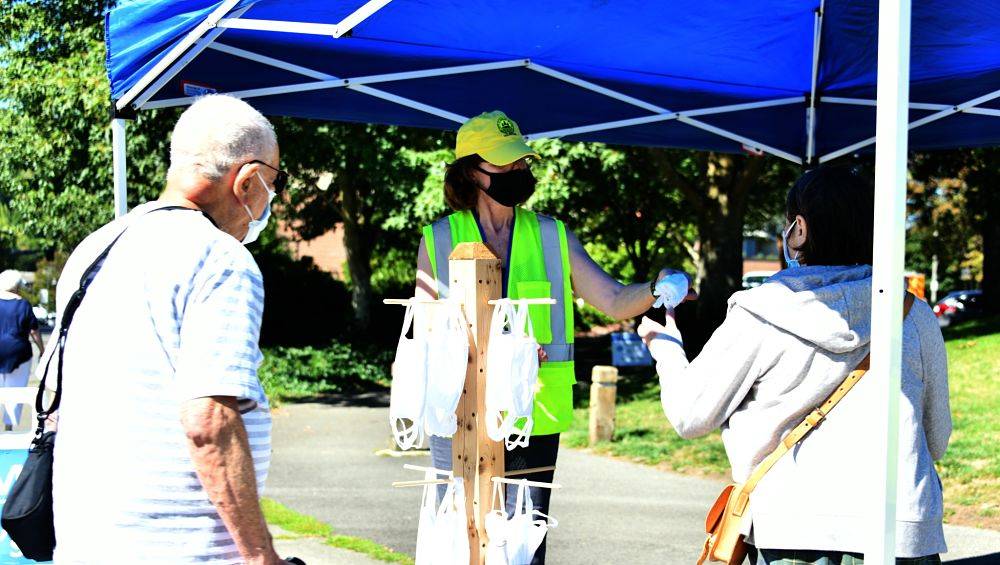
[945,553,1000,564]
[282,391,390,408]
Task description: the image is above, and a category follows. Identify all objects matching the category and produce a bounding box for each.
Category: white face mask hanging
[389,303,428,450]
[432,478,471,565]
[506,303,538,448]
[423,303,470,438]
[486,300,539,450]
[485,480,511,565]
[503,480,557,565]
[414,470,439,565]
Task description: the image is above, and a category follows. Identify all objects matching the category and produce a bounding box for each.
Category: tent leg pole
[112,119,128,219]
[868,0,911,563]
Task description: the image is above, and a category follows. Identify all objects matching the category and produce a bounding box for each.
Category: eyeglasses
[247,160,289,194]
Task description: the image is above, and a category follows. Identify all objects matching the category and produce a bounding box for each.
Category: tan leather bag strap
[730,292,917,516]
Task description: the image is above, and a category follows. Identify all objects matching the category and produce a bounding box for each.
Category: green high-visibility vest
[422,207,575,436]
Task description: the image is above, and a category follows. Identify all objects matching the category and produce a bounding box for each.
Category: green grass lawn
[262,498,414,564]
[564,316,1000,530]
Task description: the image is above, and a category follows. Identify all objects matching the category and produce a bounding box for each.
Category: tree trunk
[690,202,748,351]
[659,153,763,354]
[341,181,374,332]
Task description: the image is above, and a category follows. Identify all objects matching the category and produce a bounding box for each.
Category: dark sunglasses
[247,159,289,194]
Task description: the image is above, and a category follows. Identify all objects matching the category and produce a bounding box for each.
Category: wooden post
[589,365,619,446]
[449,242,503,565]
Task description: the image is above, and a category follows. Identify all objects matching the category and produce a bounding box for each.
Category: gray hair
[0,270,24,293]
[168,94,277,182]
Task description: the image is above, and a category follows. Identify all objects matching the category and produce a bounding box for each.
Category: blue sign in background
[0,450,50,564]
[611,331,653,367]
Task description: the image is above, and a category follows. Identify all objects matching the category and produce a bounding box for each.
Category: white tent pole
[112,119,128,219]
[867,0,911,562]
[806,0,825,164]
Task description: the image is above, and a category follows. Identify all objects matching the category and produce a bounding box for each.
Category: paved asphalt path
[268,401,999,565]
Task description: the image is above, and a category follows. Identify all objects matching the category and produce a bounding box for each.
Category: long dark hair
[785,164,875,266]
[443,155,483,211]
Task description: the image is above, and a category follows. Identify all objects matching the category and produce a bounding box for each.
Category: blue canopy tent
[105,1,1000,561]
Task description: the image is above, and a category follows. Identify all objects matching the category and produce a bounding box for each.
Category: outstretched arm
[568,229,690,320]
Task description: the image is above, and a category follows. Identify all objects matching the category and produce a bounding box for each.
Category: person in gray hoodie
[638,165,951,564]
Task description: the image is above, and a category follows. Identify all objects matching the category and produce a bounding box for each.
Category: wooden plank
[449,242,503,565]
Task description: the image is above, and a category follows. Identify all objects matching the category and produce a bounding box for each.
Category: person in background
[44,95,296,564]
[0,270,44,430]
[415,110,689,565]
[639,165,950,564]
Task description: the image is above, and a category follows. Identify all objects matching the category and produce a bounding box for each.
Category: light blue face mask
[782,218,801,269]
[242,171,276,245]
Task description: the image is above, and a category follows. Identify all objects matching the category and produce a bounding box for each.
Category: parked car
[933,290,984,327]
[32,305,55,333]
[742,270,777,289]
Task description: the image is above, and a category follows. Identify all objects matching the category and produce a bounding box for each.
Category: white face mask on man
[241,171,276,245]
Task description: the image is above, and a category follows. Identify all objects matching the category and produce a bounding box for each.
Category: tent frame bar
[526,62,669,113]
[806,0,825,163]
[217,1,392,39]
[138,42,804,163]
[133,7,253,109]
[824,96,1000,116]
[115,0,246,112]
[523,97,804,141]
[118,0,395,112]
[141,55,527,110]
[818,85,1000,163]
[677,115,802,163]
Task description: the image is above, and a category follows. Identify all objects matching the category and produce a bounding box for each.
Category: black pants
[429,434,560,565]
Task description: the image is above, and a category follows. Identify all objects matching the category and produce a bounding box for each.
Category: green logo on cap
[496,117,517,137]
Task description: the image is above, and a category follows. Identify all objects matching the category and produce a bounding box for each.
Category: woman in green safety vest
[415,111,680,564]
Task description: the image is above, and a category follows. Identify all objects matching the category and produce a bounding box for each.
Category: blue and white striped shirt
[48,202,271,564]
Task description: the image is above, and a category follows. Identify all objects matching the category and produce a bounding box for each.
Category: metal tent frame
[105,1,979,562]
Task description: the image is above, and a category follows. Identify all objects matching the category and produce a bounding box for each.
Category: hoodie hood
[729,265,873,354]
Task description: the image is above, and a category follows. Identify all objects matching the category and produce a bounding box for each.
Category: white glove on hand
[652,273,690,310]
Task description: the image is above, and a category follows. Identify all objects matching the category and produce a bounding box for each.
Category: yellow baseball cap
[455,111,540,166]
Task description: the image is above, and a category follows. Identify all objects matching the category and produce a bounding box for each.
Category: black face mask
[477,167,537,208]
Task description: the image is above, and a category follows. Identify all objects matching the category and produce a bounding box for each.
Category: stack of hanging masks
[485,480,558,565]
[390,302,470,450]
[486,300,540,450]
[415,473,470,565]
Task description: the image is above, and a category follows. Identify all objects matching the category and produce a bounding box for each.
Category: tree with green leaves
[530,140,696,286]
[531,142,793,350]
[638,150,793,350]
[272,119,450,332]
[911,149,1000,312]
[1,0,179,253]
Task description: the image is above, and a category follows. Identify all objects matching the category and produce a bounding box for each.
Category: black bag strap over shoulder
[33,205,214,438]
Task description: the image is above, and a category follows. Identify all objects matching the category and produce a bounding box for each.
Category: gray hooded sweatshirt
[647,265,951,557]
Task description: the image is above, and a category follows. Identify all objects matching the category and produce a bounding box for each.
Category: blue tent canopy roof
[106,0,1000,163]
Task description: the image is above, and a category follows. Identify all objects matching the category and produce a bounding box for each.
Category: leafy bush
[259,341,393,403]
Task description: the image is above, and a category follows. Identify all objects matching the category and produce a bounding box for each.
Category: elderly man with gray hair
[44,95,293,564]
